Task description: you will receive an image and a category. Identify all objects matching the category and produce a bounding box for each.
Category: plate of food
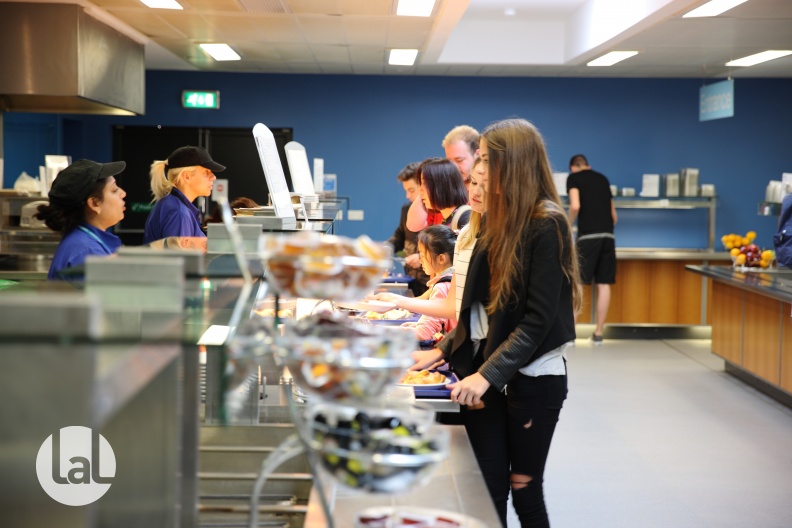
[397,370,452,388]
[336,300,397,313]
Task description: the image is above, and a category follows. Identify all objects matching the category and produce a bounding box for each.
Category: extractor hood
[0,3,144,116]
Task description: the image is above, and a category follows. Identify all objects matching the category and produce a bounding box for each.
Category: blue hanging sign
[699,80,734,122]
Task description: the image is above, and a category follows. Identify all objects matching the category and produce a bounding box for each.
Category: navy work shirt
[48,223,122,280]
[144,188,205,244]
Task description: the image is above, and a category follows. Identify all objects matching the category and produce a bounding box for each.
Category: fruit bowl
[272,313,416,401]
[261,232,391,300]
[730,245,775,270]
[306,400,448,493]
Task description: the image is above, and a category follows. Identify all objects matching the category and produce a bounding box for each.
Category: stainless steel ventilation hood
[0,3,144,116]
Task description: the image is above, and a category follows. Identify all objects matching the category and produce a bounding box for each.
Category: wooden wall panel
[781,304,792,394]
[648,261,678,323]
[678,260,705,325]
[607,281,622,323]
[710,281,743,364]
[618,261,651,323]
[577,284,592,324]
[742,291,781,385]
[705,277,713,325]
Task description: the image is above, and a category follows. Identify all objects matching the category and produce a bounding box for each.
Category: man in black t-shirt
[566,154,618,345]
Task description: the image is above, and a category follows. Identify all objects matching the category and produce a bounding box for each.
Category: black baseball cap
[165,146,226,172]
[48,159,126,210]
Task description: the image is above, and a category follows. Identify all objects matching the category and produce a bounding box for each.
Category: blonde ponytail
[149,160,171,201]
[149,161,194,202]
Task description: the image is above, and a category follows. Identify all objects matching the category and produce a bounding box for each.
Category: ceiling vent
[238,0,291,14]
[0,3,144,115]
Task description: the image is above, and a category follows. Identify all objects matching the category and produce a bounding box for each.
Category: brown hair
[397,161,421,184]
[35,179,109,233]
[480,118,582,314]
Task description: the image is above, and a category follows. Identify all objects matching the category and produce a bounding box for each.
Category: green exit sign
[182,90,220,109]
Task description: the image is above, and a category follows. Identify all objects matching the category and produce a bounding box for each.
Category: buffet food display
[272,313,414,400]
[261,232,391,299]
[237,233,469,528]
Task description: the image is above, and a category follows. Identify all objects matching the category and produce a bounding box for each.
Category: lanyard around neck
[77,225,112,254]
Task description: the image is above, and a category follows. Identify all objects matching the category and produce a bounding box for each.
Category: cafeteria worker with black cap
[144,146,226,243]
[35,159,127,280]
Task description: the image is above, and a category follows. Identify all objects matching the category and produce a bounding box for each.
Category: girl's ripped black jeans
[461,373,567,527]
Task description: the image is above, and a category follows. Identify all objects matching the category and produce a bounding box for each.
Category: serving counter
[576,249,731,329]
[0,236,496,528]
[685,265,792,406]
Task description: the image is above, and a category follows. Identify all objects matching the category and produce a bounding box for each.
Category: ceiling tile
[288,0,342,15]
[233,41,283,60]
[205,15,305,43]
[312,45,351,63]
[272,42,315,60]
[106,9,183,39]
[90,0,144,7]
[182,0,244,12]
[386,18,432,48]
[156,11,218,40]
[287,62,324,73]
[352,64,386,75]
[344,18,389,46]
[320,63,355,73]
[297,16,348,44]
[348,46,386,62]
[340,0,391,16]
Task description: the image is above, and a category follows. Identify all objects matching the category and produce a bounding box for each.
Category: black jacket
[438,214,576,391]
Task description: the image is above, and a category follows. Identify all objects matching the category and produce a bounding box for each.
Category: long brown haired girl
[412,118,581,527]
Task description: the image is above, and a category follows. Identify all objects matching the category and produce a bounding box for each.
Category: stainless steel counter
[686,265,792,303]
[617,249,731,260]
[303,425,501,528]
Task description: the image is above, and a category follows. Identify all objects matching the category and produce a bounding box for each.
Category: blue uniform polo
[48,223,122,280]
[144,188,205,244]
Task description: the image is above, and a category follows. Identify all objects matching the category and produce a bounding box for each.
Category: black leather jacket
[438,214,576,391]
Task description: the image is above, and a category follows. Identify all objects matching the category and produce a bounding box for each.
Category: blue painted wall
[4,72,791,249]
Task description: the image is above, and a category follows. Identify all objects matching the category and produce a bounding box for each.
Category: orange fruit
[761,250,774,261]
[725,242,734,250]
[741,237,750,246]
[735,254,746,265]
[759,259,769,268]
[746,231,757,240]
[730,248,741,257]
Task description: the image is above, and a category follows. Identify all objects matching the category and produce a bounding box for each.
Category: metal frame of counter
[686,265,792,407]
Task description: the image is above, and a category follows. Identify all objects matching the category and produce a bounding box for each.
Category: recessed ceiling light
[199,44,241,61]
[726,50,792,67]
[683,0,748,18]
[504,8,517,17]
[587,51,639,67]
[140,0,183,9]
[389,49,419,66]
[396,0,436,17]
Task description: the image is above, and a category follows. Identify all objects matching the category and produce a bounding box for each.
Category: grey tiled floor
[506,339,792,528]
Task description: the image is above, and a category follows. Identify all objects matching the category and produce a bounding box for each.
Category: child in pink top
[403,225,457,342]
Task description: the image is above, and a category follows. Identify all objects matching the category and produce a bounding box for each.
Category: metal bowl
[306,400,448,494]
[272,318,416,401]
[260,233,391,301]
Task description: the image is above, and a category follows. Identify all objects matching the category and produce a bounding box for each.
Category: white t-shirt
[453,225,476,320]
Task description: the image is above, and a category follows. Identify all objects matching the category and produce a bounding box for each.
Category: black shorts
[577,235,616,285]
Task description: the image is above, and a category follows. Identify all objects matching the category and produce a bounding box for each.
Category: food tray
[411,371,457,399]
